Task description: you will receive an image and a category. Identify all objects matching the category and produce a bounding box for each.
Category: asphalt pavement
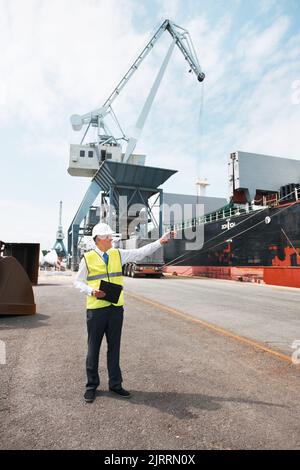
[0,273,300,450]
[125,275,300,356]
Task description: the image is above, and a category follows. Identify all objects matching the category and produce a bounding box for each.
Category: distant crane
[53,201,67,258]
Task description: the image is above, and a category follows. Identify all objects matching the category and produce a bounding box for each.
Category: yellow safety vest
[84,249,124,309]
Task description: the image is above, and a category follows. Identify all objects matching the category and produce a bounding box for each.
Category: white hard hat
[92,223,115,239]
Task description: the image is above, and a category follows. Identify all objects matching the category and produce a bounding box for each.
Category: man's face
[95,236,113,252]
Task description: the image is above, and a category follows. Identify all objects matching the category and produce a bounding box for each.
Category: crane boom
[70,19,205,138]
[165,21,205,81]
[103,19,204,112]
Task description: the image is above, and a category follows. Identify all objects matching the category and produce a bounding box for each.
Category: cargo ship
[163,151,300,288]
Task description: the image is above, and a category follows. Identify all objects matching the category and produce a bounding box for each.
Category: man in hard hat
[74,223,175,403]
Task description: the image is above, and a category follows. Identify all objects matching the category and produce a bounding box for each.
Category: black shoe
[84,389,96,403]
[109,387,131,398]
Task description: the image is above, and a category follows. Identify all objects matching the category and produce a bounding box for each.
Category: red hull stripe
[163,266,300,288]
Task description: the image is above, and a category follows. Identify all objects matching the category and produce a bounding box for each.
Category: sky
[0,0,300,249]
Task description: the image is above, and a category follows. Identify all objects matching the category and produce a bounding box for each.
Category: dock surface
[126,276,300,356]
[1,274,300,449]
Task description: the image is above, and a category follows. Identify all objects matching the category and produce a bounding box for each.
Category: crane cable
[196,81,205,185]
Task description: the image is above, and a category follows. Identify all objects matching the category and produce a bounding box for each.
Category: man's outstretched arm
[118,232,175,265]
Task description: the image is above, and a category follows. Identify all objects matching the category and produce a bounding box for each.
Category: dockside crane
[68,19,205,269]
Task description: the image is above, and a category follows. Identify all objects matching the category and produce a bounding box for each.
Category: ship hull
[163,202,300,287]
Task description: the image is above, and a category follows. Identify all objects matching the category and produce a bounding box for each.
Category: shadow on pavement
[36,283,63,287]
[0,313,50,330]
[97,390,286,419]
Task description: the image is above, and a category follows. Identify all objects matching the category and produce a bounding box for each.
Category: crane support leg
[124,39,176,161]
[68,180,102,270]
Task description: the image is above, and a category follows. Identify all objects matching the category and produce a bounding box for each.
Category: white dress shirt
[74,239,162,296]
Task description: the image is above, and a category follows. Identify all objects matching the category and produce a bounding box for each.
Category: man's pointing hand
[159,231,176,245]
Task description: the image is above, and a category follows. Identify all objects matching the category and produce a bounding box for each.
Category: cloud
[236,15,290,76]
[0,0,147,127]
[0,0,148,247]
[258,0,278,15]
[159,0,180,20]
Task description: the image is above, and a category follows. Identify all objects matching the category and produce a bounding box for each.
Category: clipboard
[99,279,123,304]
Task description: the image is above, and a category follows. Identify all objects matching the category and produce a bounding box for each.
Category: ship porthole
[265,216,271,224]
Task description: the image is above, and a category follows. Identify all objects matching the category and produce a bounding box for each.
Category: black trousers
[86,305,124,390]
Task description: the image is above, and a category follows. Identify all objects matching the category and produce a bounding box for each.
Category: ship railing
[164,189,300,232]
[274,188,299,204]
[255,194,279,207]
[164,204,256,232]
